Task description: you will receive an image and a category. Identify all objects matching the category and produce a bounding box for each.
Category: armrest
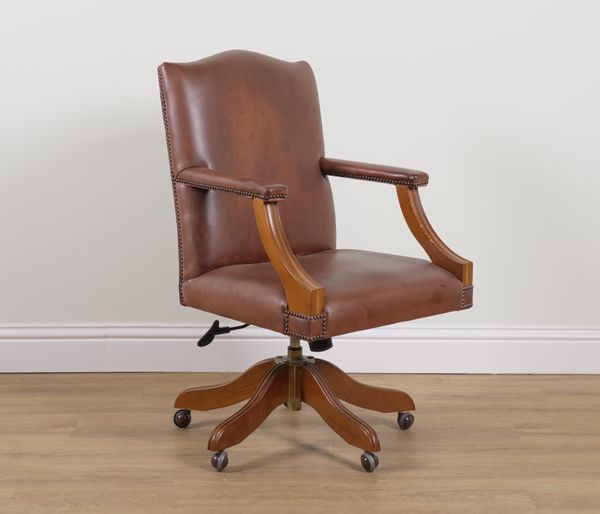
[176,166,323,315]
[320,157,429,187]
[175,166,288,201]
[397,185,472,285]
[320,157,470,284]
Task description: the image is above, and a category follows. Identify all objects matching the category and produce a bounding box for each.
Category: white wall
[1,1,599,371]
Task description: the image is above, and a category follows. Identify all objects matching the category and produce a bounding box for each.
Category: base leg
[315,359,415,413]
[207,363,288,451]
[302,364,380,452]
[174,358,275,411]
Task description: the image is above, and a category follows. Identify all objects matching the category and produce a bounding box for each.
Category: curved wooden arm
[397,185,472,285]
[252,199,325,315]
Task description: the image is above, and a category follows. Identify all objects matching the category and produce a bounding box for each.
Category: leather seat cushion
[182,249,467,340]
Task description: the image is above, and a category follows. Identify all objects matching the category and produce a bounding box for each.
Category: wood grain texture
[302,364,380,452]
[1,373,599,513]
[252,198,325,315]
[207,364,288,451]
[175,358,275,410]
[397,185,473,285]
[315,359,415,413]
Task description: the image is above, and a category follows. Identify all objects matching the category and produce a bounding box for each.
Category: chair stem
[287,337,303,410]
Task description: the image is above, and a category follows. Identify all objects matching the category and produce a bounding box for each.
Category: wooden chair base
[173,344,415,472]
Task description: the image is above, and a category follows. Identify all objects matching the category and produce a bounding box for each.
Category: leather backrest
[158,50,336,287]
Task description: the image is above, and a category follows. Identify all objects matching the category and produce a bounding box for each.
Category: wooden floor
[0,372,599,513]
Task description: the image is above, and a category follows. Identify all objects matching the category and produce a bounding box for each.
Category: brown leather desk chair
[158,50,473,472]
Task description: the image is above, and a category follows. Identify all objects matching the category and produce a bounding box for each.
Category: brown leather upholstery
[183,250,468,340]
[159,50,336,293]
[320,158,429,187]
[158,50,473,341]
[176,166,288,201]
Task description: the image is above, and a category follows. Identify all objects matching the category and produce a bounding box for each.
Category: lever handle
[197,321,250,347]
[197,320,220,347]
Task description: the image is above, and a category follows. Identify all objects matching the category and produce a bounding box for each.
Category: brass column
[287,337,302,410]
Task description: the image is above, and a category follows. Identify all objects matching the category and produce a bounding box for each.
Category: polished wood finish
[1,373,599,513]
[197,356,387,453]
[315,358,415,413]
[174,358,275,411]
[302,364,380,452]
[252,198,325,315]
[397,185,473,285]
[207,364,288,451]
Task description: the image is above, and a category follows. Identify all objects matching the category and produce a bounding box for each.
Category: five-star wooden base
[173,338,415,472]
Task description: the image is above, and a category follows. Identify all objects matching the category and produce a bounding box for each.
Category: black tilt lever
[197,320,249,347]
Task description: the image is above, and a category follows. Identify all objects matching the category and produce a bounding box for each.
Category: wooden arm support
[397,185,472,285]
[175,169,323,315]
[252,199,325,315]
[319,156,471,285]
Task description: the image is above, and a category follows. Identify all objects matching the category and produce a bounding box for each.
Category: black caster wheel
[397,412,414,431]
[173,409,191,428]
[360,451,379,472]
[211,450,228,472]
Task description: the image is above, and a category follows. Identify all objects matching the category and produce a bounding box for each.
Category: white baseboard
[0,324,599,373]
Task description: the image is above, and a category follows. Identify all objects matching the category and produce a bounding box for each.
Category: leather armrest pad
[175,167,288,201]
[320,157,429,187]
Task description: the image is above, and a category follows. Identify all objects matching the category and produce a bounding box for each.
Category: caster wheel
[360,451,379,472]
[173,409,191,428]
[211,450,228,472]
[397,412,414,431]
